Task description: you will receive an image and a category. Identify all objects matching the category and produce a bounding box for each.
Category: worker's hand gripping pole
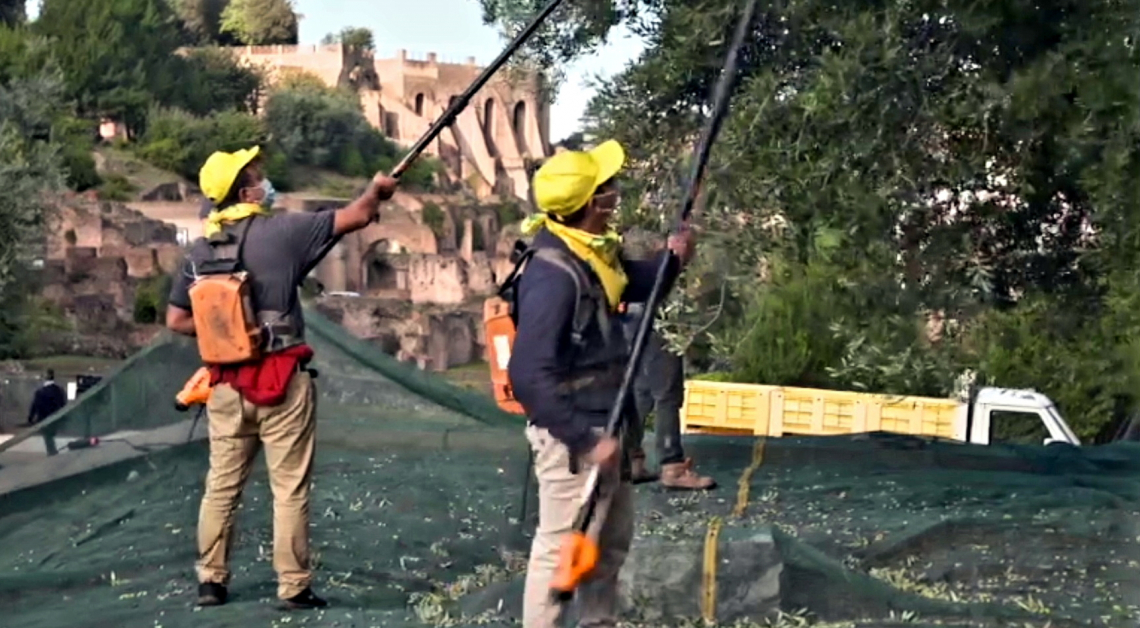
[304,0,570,277]
[549,0,760,603]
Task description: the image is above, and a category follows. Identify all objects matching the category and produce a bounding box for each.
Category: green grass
[21,355,123,378]
[95,147,186,193]
[441,361,492,395]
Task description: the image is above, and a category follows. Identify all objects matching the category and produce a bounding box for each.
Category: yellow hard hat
[198,146,262,204]
[532,139,625,216]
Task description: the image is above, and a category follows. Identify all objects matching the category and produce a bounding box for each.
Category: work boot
[629,448,659,484]
[284,587,328,610]
[660,458,716,491]
[197,582,228,607]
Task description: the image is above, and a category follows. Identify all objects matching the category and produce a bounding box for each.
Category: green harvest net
[1,308,1139,628]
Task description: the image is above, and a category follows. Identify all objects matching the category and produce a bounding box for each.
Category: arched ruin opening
[483,98,497,156]
[362,239,401,292]
[414,93,425,116]
[512,101,529,155]
[366,258,399,291]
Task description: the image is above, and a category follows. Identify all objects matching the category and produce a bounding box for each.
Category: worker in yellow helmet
[503,140,697,627]
[165,145,398,610]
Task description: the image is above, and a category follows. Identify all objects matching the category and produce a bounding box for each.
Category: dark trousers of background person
[625,331,686,465]
[40,421,59,456]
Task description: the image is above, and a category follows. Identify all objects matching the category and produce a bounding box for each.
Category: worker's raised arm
[332,174,399,236]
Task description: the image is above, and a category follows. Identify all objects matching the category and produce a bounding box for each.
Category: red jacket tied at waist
[208,344,315,407]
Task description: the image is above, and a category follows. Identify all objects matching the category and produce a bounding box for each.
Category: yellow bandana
[203,202,270,238]
[522,214,628,310]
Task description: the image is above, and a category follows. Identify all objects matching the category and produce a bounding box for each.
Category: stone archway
[361,239,405,292]
[512,101,528,155]
[483,98,497,156]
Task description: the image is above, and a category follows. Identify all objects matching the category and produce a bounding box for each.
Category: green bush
[136,107,267,180]
[132,275,172,324]
[53,116,100,190]
[317,178,358,198]
[265,82,439,188]
[689,371,741,382]
[262,149,294,191]
[338,145,368,178]
[421,202,446,238]
[396,155,439,191]
[495,201,524,226]
[723,261,850,389]
[98,173,136,201]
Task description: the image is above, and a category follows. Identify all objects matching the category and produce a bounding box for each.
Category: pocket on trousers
[207,384,250,438]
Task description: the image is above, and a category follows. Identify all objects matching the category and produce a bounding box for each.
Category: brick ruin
[221,44,552,202]
[34,193,184,356]
[46,187,527,369]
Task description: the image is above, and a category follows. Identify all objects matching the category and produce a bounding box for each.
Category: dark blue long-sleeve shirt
[28,382,66,424]
[508,230,678,456]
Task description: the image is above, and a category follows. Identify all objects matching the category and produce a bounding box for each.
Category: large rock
[618,524,782,624]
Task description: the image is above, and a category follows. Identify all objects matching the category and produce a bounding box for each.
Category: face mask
[260,179,276,209]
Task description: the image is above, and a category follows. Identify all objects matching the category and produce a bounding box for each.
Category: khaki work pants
[523,425,634,628]
[196,371,317,600]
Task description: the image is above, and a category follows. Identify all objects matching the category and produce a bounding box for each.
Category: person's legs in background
[41,422,59,457]
[628,356,658,483]
[646,332,716,490]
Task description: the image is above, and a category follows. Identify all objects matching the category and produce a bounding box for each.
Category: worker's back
[175,211,335,341]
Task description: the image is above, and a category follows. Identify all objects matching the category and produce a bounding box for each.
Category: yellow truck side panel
[681,380,960,440]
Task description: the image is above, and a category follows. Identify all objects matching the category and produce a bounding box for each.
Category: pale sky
[27,0,645,142]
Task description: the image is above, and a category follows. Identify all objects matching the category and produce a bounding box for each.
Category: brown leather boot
[629,448,658,484]
[660,458,716,490]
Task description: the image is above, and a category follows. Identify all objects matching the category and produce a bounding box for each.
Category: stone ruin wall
[227,44,552,202]
[49,182,527,368]
[35,194,184,356]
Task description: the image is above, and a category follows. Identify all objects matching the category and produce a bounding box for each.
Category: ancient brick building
[229,44,552,202]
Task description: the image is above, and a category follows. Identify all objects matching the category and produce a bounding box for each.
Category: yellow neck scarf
[522,214,628,310]
[203,202,270,238]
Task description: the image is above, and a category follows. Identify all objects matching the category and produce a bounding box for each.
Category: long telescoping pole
[304,0,571,275]
[548,0,760,603]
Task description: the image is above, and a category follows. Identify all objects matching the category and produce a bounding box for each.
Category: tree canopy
[481,0,1140,440]
[219,0,298,46]
[321,26,375,51]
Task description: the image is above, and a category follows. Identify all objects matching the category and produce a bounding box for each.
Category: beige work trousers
[196,371,317,600]
[523,425,634,628]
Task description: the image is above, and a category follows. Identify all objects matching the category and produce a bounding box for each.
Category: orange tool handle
[174,367,213,411]
[549,530,599,602]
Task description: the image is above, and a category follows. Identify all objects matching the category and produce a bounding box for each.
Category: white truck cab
[963,387,1081,446]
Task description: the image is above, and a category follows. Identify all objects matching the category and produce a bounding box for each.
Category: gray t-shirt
[168,211,337,339]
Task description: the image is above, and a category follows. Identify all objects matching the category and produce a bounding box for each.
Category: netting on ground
[1,309,1139,628]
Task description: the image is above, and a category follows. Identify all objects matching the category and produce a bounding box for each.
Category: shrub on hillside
[133,274,172,324]
[265,83,439,189]
[495,201,524,226]
[53,116,100,191]
[98,173,135,201]
[136,107,266,180]
[421,202,446,238]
